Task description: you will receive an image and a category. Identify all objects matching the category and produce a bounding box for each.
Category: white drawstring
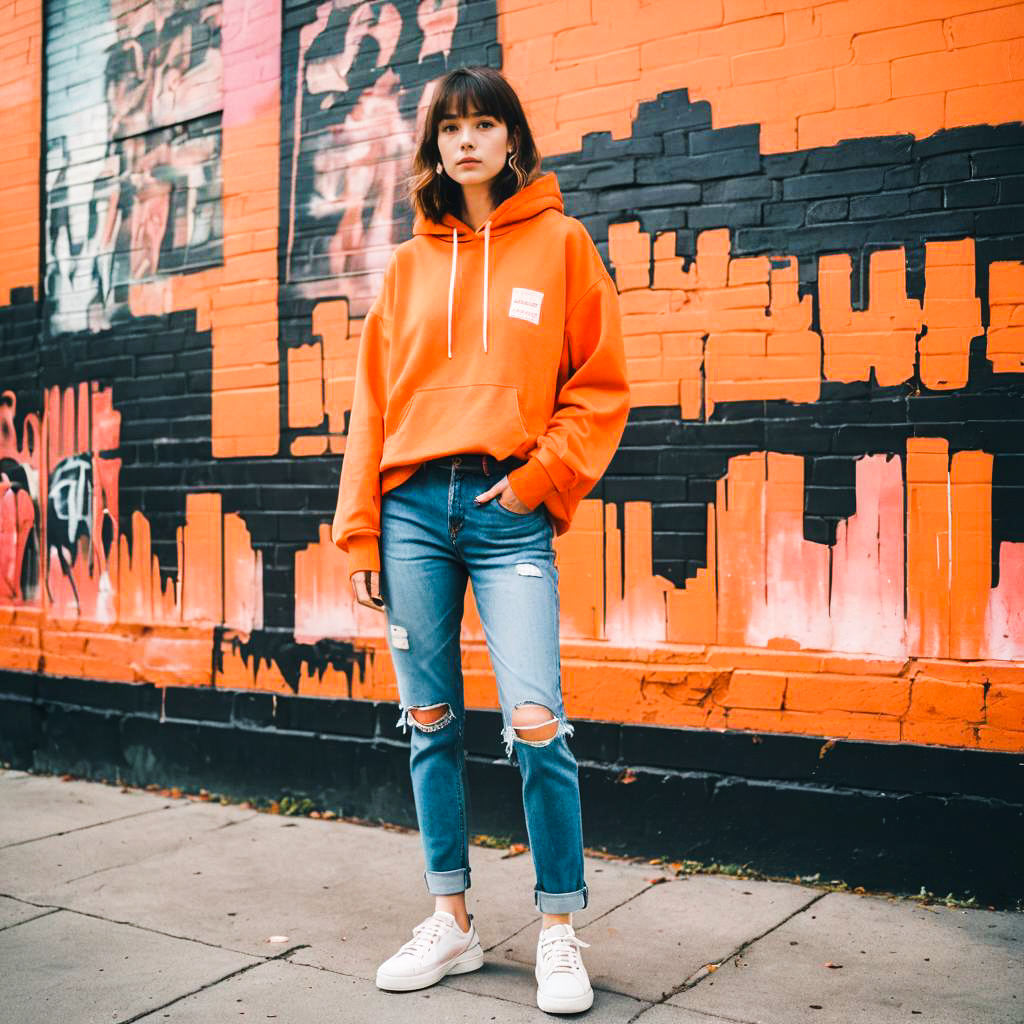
[446,219,492,358]
[481,219,490,353]
[447,226,458,359]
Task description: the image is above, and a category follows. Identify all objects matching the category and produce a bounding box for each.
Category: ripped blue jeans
[379,452,588,914]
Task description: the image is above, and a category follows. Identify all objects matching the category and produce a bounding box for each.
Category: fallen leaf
[824,962,843,969]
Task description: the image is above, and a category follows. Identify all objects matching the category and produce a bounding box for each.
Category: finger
[474,475,508,503]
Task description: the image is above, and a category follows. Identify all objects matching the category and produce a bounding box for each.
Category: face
[436,105,512,189]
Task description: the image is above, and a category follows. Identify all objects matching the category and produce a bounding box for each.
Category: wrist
[507,457,556,509]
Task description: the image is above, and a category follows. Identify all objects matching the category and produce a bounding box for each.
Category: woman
[331,66,630,1014]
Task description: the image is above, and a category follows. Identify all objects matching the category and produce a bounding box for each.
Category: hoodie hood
[411,171,564,358]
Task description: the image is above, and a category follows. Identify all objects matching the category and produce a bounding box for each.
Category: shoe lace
[398,914,452,958]
[539,928,591,974]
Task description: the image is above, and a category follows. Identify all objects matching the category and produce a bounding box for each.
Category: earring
[509,149,526,189]
[436,162,443,175]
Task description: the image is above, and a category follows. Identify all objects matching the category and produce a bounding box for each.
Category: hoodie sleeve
[506,263,631,510]
[330,302,390,576]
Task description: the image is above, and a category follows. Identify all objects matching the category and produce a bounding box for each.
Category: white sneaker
[375,910,484,992]
[535,922,594,1013]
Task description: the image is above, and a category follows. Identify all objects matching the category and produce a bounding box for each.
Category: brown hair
[406,67,543,224]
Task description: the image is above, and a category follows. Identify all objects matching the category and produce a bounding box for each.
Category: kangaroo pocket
[381,384,531,469]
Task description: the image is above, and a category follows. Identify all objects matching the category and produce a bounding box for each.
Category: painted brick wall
[1,0,1023,764]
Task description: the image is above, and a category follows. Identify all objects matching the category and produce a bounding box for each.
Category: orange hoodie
[331,170,630,575]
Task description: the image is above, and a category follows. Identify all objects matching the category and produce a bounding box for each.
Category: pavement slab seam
[56,812,262,886]
[0,906,59,934]
[125,943,310,1024]
[630,1002,760,1024]
[0,803,180,850]
[0,891,305,963]
[623,890,829,1024]
[481,872,663,954]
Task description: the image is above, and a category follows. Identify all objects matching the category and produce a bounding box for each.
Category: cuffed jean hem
[535,885,589,913]
[425,867,471,895]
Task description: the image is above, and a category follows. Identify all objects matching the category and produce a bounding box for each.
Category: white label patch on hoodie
[508,287,544,325]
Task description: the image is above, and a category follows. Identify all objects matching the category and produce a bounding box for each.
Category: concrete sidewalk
[0,768,1019,1024]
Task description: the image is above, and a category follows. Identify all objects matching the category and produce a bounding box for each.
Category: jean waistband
[423,452,528,477]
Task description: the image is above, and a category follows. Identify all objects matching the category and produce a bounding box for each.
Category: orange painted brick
[732,36,850,85]
[595,48,641,86]
[835,61,892,107]
[893,41,1014,98]
[799,93,945,150]
[851,20,946,64]
[699,14,784,57]
[914,659,1022,683]
[778,68,835,116]
[290,436,328,457]
[946,80,1024,127]
[976,725,1024,753]
[985,683,1024,731]
[907,676,985,723]
[725,707,902,743]
[718,670,786,709]
[785,674,910,715]
[628,380,678,406]
[902,719,977,748]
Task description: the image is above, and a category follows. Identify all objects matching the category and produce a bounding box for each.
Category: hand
[350,568,385,611]
[473,474,532,515]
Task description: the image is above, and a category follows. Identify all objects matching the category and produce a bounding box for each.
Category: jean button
[453,457,461,466]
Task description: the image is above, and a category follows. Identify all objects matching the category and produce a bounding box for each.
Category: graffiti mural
[44,0,223,334]
[283,0,469,315]
[0,0,1022,756]
[0,394,41,605]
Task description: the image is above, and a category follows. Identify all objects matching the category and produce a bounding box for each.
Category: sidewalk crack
[124,944,308,1023]
[0,804,180,851]
[626,890,829,1023]
[0,907,60,934]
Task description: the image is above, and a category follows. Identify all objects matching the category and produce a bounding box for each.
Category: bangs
[431,74,512,129]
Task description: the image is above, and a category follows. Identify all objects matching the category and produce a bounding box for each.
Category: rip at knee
[501,703,575,760]
[396,702,455,734]
[511,704,560,743]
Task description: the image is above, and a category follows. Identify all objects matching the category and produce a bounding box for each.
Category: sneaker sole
[375,940,484,992]
[536,987,595,1014]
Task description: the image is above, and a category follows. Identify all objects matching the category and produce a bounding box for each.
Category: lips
[457,159,480,166]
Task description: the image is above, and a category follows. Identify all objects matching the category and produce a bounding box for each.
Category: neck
[460,180,496,232]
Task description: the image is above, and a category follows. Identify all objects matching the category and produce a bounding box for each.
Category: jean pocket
[492,496,541,518]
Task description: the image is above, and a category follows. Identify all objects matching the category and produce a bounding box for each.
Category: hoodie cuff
[345,534,381,576]
[507,457,557,510]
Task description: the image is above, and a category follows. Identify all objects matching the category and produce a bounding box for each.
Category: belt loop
[482,454,490,476]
